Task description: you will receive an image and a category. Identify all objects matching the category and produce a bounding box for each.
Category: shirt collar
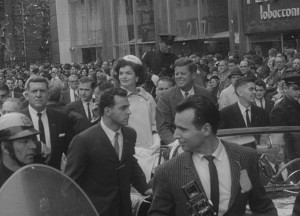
[255,98,264,103]
[238,101,251,113]
[82,99,93,105]
[123,87,149,100]
[100,119,121,141]
[28,105,46,115]
[180,87,195,96]
[196,139,225,162]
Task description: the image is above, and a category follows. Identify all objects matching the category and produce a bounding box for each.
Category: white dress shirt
[28,105,51,150]
[82,99,94,120]
[180,87,195,98]
[192,140,231,216]
[238,101,251,127]
[255,98,265,109]
[101,120,123,160]
[70,88,77,102]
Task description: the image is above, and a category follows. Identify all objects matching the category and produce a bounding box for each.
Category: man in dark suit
[156,57,213,145]
[66,76,98,124]
[220,77,270,129]
[5,78,23,99]
[61,74,79,105]
[65,87,151,216]
[149,96,277,216]
[270,73,300,179]
[254,79,274,114]
[21,76,72,170]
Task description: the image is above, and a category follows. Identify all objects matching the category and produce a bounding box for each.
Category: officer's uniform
[142,34,178,94]
[270,73,300,179]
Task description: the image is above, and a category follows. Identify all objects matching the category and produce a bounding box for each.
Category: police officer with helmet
[0,112,40,187]
[142,34,178,95]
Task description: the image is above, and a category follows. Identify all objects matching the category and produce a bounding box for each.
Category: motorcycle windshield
[0,164,99,216]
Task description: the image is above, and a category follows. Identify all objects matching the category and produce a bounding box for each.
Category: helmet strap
[3,142,27,167]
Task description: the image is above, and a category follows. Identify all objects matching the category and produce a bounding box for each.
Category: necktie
[245,109,251,127]
[260,99,263,108]
[114,132,120,159]
[87,102,92,121]
[204,155,219,214]
[73,91,77,101]
[184,92,189,98]
[37,112,46,144]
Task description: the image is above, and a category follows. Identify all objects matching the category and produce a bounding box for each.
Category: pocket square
[59,133,66,137]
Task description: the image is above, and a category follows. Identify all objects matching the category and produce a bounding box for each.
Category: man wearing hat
[218,68,242,110]
[142,34,178,95]
[270,73,300,126]
[0,112,40,187]
[270,73,300,180]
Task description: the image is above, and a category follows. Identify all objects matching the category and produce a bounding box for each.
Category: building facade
[240,0,300,56]
[55,0,229,64]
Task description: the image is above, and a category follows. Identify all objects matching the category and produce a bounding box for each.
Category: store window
[113,0,155,58]
[69,0,102,47]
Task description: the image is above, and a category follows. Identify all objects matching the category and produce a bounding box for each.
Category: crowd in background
[0,46,299,215]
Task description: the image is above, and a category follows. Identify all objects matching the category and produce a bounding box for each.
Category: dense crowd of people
[0,42,300,216]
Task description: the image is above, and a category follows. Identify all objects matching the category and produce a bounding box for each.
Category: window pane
[136,0,155,42]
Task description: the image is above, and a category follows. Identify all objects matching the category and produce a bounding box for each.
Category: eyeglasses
[69,80,78,83]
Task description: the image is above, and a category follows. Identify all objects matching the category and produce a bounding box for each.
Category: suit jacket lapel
[233,103,246,127]
[173,86,184,103]
[46,109,57,148]
[79,100,88,119]
[98,124,120,161]
[183,152,205,195]
[223,142,241,210]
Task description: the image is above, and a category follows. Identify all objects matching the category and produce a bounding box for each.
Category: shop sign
[260,4,300,20]
[243,0,300,33]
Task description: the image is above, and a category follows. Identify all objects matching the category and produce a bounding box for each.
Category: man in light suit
[149,96,277,216]
[156,57,212,145]
[65,87,152,216]
[21,76,72,170]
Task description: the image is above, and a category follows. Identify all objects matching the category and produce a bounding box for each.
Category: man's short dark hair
[0,84,9,93]
[79,76,96,89]
[255,79,266,90]
[5,77,13,83]
[25,76,49,90]
[96,80,114,92]
[99,87,127,116]
[157,76,175,87]
[234,77,255,96]
[174,58,197,73]
[49,84,62,102]
[114,58,145,86]
[176,96,220,134]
